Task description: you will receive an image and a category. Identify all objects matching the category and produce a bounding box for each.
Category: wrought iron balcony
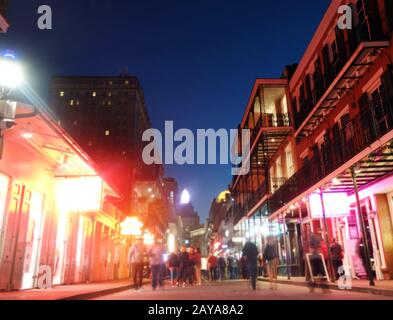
[294,15,389,137]
[269,90,393,215]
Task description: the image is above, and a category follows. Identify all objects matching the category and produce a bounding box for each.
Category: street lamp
[0,51,23,97]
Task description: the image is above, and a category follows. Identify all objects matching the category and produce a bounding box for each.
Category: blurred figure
[257,255,264,277]
[177,246,190,287]
[232,257,239,279]
[201,255,208,282]
[128,237,145,291]
[240,255,248,280]
[227,256,234,280]
[167,250,179,287]
[309,233,330,293]
[330,238,344,280]
[148,239,166,291]
[242,241,258,291]
[193,248,202,285]
[208,254,218,281]
[218,255,227,281]
[264,237,278,290]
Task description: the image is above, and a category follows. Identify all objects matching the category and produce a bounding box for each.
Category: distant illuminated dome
[217,190,230,203]
[180,189,191,204]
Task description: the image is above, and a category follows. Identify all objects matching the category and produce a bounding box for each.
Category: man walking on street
[128,237,145,291]
[148,239,166,291]
[242,241,258,291]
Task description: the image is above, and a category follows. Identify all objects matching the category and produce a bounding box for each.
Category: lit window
[108,92,112,97]
[76,100,80,106]
[108,101,112,106]
[105,130,110,136]
[92,91,96,97]
[70,99,74,106]
[125,80,129,85]
[109,81,113,85]
[60,91,64,97]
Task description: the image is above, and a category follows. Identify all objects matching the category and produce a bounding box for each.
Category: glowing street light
[0,52,23,92]
[180,189,190,204]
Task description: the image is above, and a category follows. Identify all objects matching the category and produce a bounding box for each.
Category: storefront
[0,102,124,291]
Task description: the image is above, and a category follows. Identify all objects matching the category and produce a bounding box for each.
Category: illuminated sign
[309,192,349,219]
[120,217,143,236]
[55,176,102,213]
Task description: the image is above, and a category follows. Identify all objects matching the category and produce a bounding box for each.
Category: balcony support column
[350,166,375,286]
[319,188,335,283]
[281,213,291,280]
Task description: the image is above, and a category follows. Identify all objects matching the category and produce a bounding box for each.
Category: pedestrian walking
[207,254,218,281]
[128,237,145,291]
[330,238,344,280]
[218,255,226,281]
[193,248,202,285]
[148,239,166,291]
[242,241,258,291]
[201,256,208,282]
[168,251,179,287]
[264,238,278,290]
[177,246,190,287]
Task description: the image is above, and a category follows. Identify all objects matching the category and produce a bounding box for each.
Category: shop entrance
[0,182,45,291]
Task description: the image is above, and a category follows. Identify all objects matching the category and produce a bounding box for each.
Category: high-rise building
[49,76,161,213]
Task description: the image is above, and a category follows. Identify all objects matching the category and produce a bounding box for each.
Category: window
[70,99,74,106]
[60,91,64,97]
[92,91,96,97]
[105,130,110,136]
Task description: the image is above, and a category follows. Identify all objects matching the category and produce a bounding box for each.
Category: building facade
[0,101,130,291]
[49,76,160,214]
[231,0,393,281]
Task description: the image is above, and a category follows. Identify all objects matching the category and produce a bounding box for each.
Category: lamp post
[0,51,24,158]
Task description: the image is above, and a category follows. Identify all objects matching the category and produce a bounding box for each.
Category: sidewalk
[258,276,393,297]
[0,279,144,300]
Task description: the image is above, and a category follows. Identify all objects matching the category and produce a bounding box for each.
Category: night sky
[2,0,330,220]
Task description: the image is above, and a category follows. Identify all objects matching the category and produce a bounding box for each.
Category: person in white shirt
[201,256,208,282]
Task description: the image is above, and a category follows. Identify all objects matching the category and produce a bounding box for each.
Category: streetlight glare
[180,189,190,204]
[0,58,23,89]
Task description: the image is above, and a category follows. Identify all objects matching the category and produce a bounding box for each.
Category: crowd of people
[127,238,266,291]
[128,234,348,292]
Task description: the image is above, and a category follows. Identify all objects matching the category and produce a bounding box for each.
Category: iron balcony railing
[251,113,291,145]
[294,15,387,130]
[271,177,289,193]
[269,91,393,214]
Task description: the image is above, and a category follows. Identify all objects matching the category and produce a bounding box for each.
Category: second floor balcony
[269,83,393,215]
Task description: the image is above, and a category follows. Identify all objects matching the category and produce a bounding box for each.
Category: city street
[93,281,393,300]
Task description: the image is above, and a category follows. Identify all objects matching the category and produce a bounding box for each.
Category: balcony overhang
[269,131,393,221]
[328,141,393,194]
[295,41,390,138]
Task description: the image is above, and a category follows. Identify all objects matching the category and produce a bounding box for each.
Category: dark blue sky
[2,0,330,220]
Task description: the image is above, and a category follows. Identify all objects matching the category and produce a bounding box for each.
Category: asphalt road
[93,280,393,300]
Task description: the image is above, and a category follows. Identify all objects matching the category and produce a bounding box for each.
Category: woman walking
[177,246,190,287]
